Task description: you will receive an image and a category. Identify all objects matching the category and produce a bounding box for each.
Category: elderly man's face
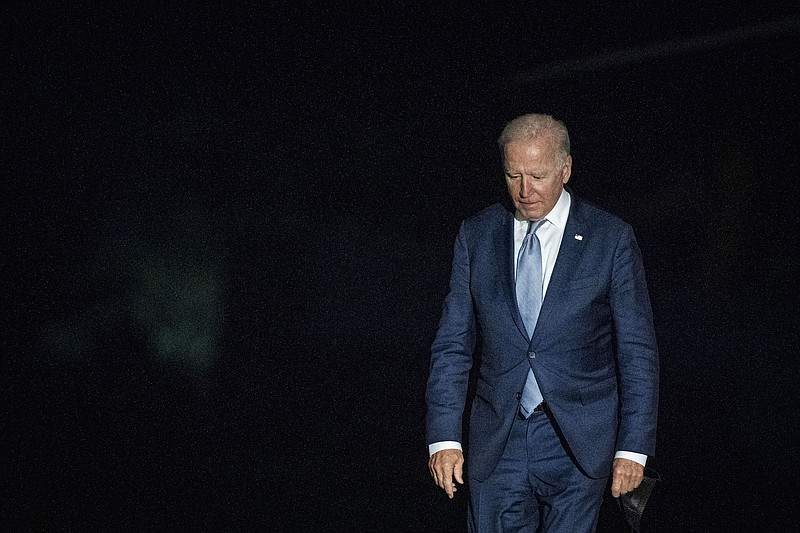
[503,136,571,221]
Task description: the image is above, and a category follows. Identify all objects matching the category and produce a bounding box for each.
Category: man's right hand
[428,448,465,499]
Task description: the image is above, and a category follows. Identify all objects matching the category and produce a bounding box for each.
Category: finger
[448,482,458,495]
[428,457,439,485]
[611,471,626,497]
[443,463,455,497]
[434,456,454,491]
[434,460,447,488]
[454,457,464,485]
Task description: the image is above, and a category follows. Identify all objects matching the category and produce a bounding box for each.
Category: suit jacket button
[528,351,535,358]
[515,392,521,400]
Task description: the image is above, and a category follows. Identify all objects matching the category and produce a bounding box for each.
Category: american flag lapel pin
[574,234,583,241]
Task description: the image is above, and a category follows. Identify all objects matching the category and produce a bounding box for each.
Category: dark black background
[5,2,800,531]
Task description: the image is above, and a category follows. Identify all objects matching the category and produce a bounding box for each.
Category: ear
[561,155,572,184]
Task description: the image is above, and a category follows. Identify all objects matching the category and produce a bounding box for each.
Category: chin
[517,206,540,219]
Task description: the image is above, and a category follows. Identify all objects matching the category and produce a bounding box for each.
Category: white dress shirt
[429,189,647,467]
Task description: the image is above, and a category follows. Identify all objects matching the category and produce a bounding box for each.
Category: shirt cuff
[614,450,648,466]
[428,441,462,456]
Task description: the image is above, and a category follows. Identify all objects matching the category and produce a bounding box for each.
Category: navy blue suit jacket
[426,193,659,481]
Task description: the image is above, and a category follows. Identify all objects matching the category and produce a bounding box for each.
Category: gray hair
[497,113,570,163]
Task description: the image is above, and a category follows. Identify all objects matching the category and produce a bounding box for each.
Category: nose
[519,176,531,197]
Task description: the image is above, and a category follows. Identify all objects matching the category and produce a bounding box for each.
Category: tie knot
[527,219,545,236]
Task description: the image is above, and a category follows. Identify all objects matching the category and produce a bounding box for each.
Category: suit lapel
[494,209,530,340]
[539,197,585,324]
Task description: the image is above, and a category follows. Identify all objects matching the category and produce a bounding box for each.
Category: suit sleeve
[425,223,476,446]
[610,224,659,457]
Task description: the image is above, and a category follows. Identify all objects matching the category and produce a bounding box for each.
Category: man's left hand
[611,458,644,498]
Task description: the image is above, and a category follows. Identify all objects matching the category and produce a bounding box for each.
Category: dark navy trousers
[467,409,607,532]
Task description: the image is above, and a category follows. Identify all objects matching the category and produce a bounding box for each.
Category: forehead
[503,136,560,171]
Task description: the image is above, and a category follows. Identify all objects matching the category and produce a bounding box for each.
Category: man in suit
[426,113,659,532]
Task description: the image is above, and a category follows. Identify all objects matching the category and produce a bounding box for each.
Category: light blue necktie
[517,220,545,418]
